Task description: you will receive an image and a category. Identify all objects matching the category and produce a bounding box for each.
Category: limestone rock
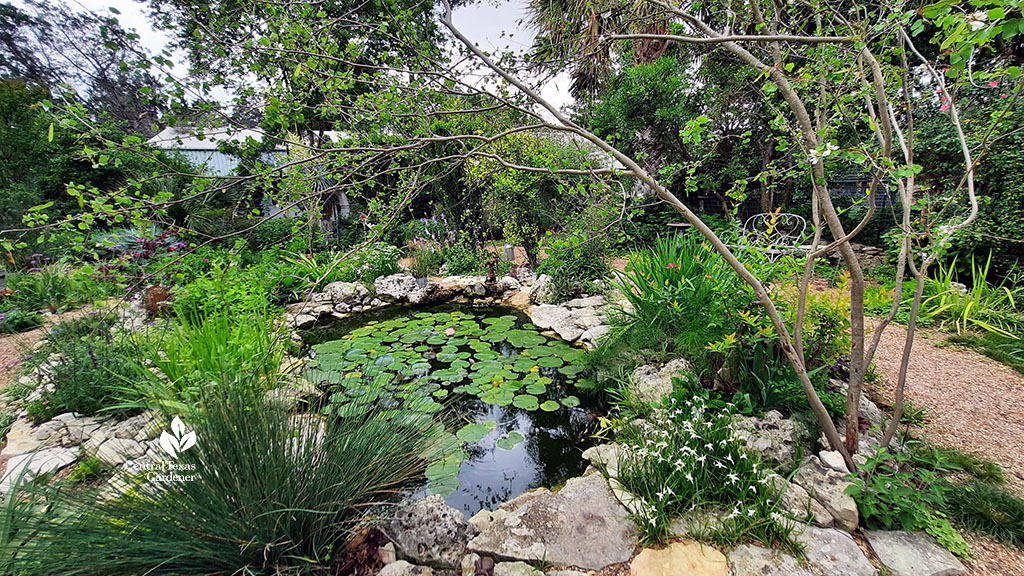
[629,541,729,576]
[732,410,802,466]
[95,437,146,466]
[820,450,851,473]
[288,313,317,329]
[767,474,834,528]
[579,325,610,346]
[865,530,966,576]
[564,295,605,308]
[494,562,543,576]
[468,473,637,570]
[727,545,814,576]
[530,274,557,304]
[630,358,691,404]
[375,273,420,301]
[386,494,475,568]
[1,418,46,457]
[0,447,79,492]
[795,526,876,576]
[380,542,398,565]
[460,553,481,576]
[323,281,369,304]
[792,456,859,532]
[378,560,433,576]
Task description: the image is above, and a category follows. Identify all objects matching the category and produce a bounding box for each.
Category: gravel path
[869,320,1024,574]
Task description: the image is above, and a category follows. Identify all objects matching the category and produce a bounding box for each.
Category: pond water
[301,305,604,516]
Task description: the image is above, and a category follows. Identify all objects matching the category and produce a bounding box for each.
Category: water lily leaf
[512,394,539,410]
[428,475,460,496]
[426,457,461,480]
[496,431,526,450]
[536,356,563,368]
[540,400,560,412]
[561,395,580,407]
[456,421,496,442]
[525,382,546,395]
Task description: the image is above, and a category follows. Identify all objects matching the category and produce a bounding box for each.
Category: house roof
[147,127,288,152]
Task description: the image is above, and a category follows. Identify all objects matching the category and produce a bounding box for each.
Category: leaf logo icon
[159,416,197,459]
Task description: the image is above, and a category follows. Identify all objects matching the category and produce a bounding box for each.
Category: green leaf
[540,400,559,412]
[496,431,526,450]
[47,123,54,142]
[512,394,539,410]
[456,421,496,443]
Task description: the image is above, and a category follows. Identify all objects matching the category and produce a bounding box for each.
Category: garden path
[0,308,92,389]
[869,319,1024,575]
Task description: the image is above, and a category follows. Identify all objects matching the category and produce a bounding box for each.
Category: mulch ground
[869,320,1024,574]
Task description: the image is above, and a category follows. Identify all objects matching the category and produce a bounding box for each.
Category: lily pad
[540,400,560,412]
[456,421,496,443]
[512,394,539,410]
[496,431,526,450]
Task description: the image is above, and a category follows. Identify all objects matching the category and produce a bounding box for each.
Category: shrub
[40,338,143,419]
[172,265,271,320]
[25,399,56,425]
[614,233,741,368]
[944,481,1024,549]
[537,231,609,301]
[613,398,797,551]
[0,388,431,575]
[247,217,297,250]
[442,237,481,275]
[44,312,117,344]
[0,308,43,334]
[5,260,113,313]
[338,242,402,283]
[847,448,971,558]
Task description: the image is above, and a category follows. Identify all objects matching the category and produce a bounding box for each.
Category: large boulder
[385,495,476,569]
[792,456,859,532]
[323,281,369,304]
[732,410,804,466]
[375,273,420,302]
[468,473,638,570]
[865,531,966,576]
[629,358,691,404]
[528,305,604,343]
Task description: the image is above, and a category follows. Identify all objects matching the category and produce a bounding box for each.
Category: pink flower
[445,327,456,337]
[990,80,999,87]
[940,103,950,112]
[1001,94,1009,99]
[666,263,682,270]
[935,87,943,93]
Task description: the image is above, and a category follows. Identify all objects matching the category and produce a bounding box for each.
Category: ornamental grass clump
[0,386,431,575]
[613,397,798,552]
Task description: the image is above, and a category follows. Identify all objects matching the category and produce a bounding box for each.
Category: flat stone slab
[0,447,79,492]
[795,526,877,576]
[865,530,966,576]
[792,456,859,531]
[630,541,728,576]
[467,473,638,570]
[728,544,814,576]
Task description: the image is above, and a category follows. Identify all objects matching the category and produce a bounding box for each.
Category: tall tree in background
[0,0,166,136]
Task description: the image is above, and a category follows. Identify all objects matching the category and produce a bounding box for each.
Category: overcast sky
[64,0,573,111]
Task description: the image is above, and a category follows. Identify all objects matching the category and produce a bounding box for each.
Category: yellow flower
[530,366,540,372]
[346,371,363,378]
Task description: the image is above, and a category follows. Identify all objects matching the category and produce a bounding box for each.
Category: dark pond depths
[301,305,604,516]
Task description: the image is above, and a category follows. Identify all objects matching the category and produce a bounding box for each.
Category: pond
[301,304,604,516]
